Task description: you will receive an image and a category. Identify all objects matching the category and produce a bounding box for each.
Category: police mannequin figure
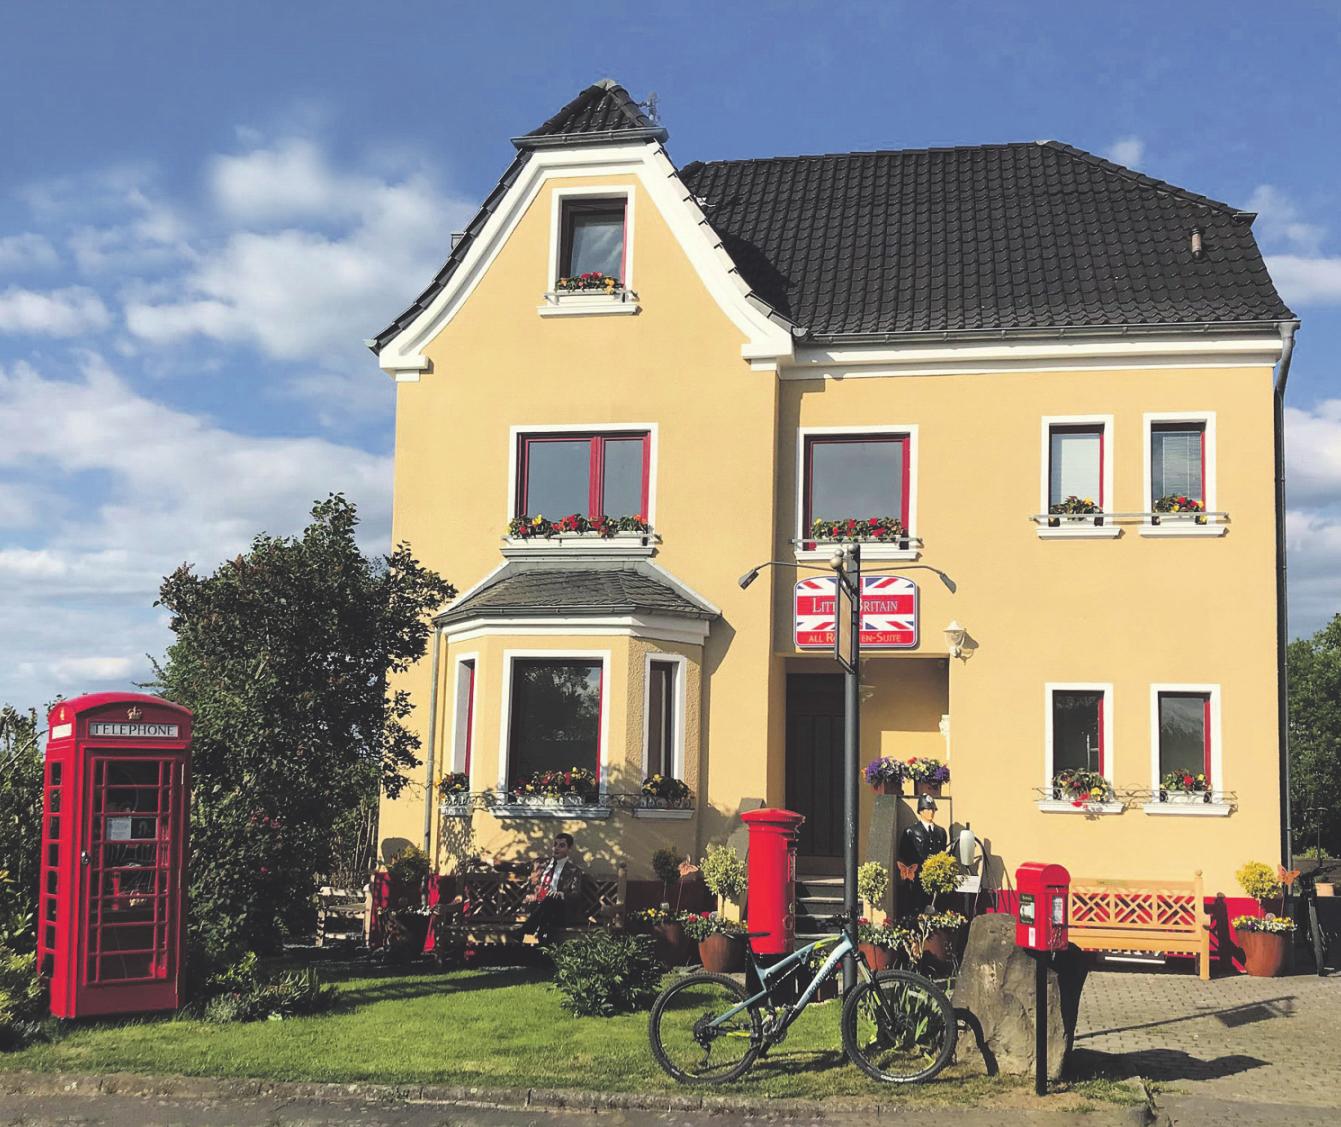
[897,794,949,916]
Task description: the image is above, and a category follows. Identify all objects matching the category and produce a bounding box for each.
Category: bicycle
[1298,870,1335,975]
[647,917,956,1085]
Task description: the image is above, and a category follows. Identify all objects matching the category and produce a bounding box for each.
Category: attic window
[559,199,626,285]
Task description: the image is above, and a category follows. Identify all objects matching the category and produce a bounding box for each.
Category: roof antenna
[640,91,659,124]
[1190,226,1203,259]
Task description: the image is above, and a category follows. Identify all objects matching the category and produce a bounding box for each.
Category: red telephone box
[742,808,805,955]
[39,693,192,1018]
[1015,862,1071,952]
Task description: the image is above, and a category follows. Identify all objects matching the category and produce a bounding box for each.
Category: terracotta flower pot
[859,942,895,971]
[653,921,691,966]
[920,928,953,962]
[698,933,745,973]
[874,779,905,797]
[1236,927,1288,977]
[914,780,943,798]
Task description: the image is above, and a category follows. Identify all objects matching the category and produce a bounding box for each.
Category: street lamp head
[936,570,957,594]
[738,568,761,590]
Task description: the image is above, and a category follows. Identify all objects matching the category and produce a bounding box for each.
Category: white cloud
[1247,185,1325,255]
[210,138,373,224]
[1285,399,1341,505]
[0,233,59,271]
[1107,136,1145,168]
[1266,254,1341,307]
[49,656,137,682]
[0,286,111,336]
[1286,509,1341,637]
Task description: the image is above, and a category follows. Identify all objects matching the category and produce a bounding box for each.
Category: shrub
[857,861,889,910]
[200,953,336,1023]
[550,930,664,1017]
[386,844,430,887]
[1236,861,1282,906]
[651,847,685,890]
[682,912,746,940]
[919,851,961,905]
[701,844,746,906]
[0,945,45,1050]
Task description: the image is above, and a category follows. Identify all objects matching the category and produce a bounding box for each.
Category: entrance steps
[794,874,844,942]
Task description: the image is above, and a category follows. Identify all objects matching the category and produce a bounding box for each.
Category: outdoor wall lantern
[943,620,967,659]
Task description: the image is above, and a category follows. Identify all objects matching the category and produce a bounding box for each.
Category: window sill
[631,807,695,820]
[502,533,655,560]
[1141,801,1232,817]
[1036,525,1122,540]
[1139,523,1227,538]
[1035,800,1125,815]
[493,803,612,820]
[537,291,639,317]
[794,544,920,563]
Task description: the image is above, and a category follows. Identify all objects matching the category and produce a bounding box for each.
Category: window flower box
[810,516,908,544]
[1151,495,1207,525]
[906,757,949,797]
[1047,495,1103,527]
[508,513,651,540]
[641,775,692,808]
[1050,769,1114,807]
[556,271,622,294]
[514,768,598,805]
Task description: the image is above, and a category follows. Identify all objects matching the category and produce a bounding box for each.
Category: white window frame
[794,424,919,562]
[1144,683,1230,817]
[1039,682,1122,814]
[641,652,687,781]
[1038,414,1118,540]
[506,422,659,533]
[539,185,638,317]
[1141,411,1224,537]
[448,653,479,778]
[497,649,612,796]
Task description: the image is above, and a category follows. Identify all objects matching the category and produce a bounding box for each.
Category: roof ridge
[1040,141,1248,218]
[683,140,1048,172]
[517,79,665,144]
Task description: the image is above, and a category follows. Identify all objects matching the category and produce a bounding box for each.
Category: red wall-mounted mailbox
[39,693,192,1018]
[1015,862,1070,952]
[742,808,806,955]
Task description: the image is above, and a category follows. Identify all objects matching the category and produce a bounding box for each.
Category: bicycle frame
[707,932,865,1040]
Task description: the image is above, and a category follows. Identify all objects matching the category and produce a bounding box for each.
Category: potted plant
[647,848,694,964]
[906,757,950,797]
[864,757,908,796]
[556,271,622,294]
[385,843,430,899]
[1160,769,1210,804]
[858,861,889,919]
[916,851,965,961]
[518,767,598,805]
[856,917,910,971]
[683,912,747,972]
[1051,768,1112,808]
[440,772,470,807]
[506,513,651,540]
[1233,861,1297,977]
[641,774,692,808]
[694,844,747,971]
[1048,495,1102,527]
[810,516,907,545]
[1152,494,1207,525]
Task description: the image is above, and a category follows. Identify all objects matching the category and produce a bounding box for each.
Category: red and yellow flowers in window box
[1047,495,1102,526]
[507,513,651,539]
[641,774,692,807]
[1051,769,1112,807]
[1160,770,1211,803]
[556,271,621,293]
[1152,495,1207,524]
[810,516,907,542]
[518,767,598,803]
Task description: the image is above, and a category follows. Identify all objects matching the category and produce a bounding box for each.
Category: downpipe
[1273,320,1300,872]
[422,626,445,855]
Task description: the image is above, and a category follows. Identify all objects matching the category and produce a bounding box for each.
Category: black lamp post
[739,550,954,993]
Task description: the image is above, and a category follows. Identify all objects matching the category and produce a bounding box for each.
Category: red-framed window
[1157,692,1212,781]
[802,433,911,532]
[506,659,603,789]
[517,432,650,520]
[559,198,627,283]
[1048,424,1104,508]
[646,660,677,779]
[1051,689,1105,776]
[1150,422,1206,506]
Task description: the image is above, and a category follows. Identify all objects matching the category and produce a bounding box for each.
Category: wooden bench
[1068,872,1211,980]
[435,861,628,948]
[316,885,368,947]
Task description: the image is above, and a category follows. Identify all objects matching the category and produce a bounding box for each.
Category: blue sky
[2,1,1340,710]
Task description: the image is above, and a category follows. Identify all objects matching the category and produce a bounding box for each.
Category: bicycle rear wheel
[648,972,762,1084]
[841,968,956,1084]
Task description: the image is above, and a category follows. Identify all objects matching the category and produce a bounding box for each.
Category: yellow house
[370,80,1299,904]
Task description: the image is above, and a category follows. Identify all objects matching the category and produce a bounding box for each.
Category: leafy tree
[0,706,42,952]
[1288,614,1341,857]
[154,495,453,965]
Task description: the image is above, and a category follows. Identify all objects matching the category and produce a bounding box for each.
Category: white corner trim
[506,422,658,529]
[795,425,919,542]
[376,142,794,377]
[497,649,612,795]
[1036,525,1122,540]
[1039,414,1114,517]
[1043,682,1115,787]
[1036,801,1125,815]
[784,335,1283,381]
[641,652,688,781]
[443,614,710,647]
[1141,802,1232,817]
[1142,410,1217,523]
[1148,683,1222,792]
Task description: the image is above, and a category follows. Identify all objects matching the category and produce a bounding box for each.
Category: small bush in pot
[551,930,664,1017]
[701,844,747,908]
[1233,861,1296,977]
[683,912,746,973]
[857,861,889,917]
[385,844,430,888]
[857,917,910,972]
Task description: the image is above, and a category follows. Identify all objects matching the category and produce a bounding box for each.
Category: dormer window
[560,199,626,284]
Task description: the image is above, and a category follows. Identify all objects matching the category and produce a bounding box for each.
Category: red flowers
[1183,774,1195,787]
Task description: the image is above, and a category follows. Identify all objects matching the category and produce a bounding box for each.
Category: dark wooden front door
[785,674,844,869]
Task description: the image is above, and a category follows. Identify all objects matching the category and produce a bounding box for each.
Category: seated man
[521,832,585,945]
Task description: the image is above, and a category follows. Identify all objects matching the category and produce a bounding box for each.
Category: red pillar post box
[39,693,192,1018]
[741,808,805,955]
[1015,862,1071,952]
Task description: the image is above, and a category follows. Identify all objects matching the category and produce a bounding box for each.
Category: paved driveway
[1076,967,1341,1122]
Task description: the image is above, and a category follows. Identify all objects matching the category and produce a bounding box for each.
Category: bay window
[506,658,603,790]
[644,658,680,779]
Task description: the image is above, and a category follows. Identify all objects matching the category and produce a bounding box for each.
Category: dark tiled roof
[679,141,1294,339]
[436,562,716,624]
[513,80,667,147]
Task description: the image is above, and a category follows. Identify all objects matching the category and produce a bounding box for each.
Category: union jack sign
[794,575,919,650]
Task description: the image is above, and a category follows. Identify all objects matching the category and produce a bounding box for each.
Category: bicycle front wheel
[841,968,956,1084]
[648,972,762,1084]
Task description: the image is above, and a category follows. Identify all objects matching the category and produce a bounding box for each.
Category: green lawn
[0,964,1127,1108]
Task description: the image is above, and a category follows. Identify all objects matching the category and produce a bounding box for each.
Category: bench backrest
[1069,872,1206,937]
[459,863,627,924]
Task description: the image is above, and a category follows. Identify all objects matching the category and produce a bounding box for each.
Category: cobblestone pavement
[1076,967,1341,1122]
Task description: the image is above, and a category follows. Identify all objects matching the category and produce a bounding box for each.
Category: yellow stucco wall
[377,159,1282,895]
